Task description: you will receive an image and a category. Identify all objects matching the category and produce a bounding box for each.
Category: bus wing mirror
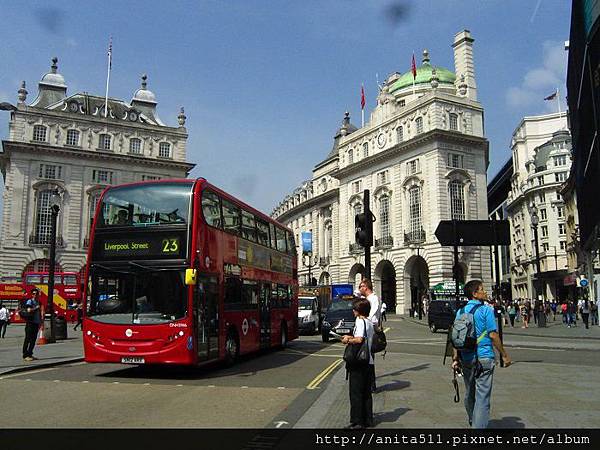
[185,269,197,285]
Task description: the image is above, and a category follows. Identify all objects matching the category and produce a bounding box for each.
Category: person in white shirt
[359,278,380,392]
[0,302,9,338]
[381,301,387,322]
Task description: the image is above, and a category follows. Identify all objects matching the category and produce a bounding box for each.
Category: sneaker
[30,356,38,360]
[23,356,34,361]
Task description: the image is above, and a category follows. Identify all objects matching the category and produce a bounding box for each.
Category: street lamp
[302,252,318,286]
[47,189,61,343]
[529,205,546,327]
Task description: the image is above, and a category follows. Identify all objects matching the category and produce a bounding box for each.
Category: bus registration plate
[337,328,350,334]
[121,357,145,364]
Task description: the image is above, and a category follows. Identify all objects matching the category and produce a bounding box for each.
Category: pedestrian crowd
[486,297,598,330]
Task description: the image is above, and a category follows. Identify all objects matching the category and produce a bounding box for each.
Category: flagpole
[104,37,112,118]
[556,87,562,114]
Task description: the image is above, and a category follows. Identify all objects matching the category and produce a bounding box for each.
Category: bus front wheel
[225,330,239,366]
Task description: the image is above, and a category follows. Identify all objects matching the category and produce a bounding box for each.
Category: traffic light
[355,212,373,247]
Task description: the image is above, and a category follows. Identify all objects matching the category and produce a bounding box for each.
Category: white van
[298,296,319,334]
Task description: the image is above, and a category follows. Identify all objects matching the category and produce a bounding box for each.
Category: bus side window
[224,276,242,310]
[275,228,287,253]
[286,231,296,256]
[241,210,257,242]
[269,223,277,249]
[277,284,288,308]
[222,200,241,236]
[256,218,270,247]
[202,190,222,229]
[271,283,279,308]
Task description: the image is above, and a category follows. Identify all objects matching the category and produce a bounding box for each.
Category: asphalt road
[1,318,598,428]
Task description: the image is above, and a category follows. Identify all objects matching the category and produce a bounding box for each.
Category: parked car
[298,296,320,334]
[321,295,355,342]
[427,298,464,332]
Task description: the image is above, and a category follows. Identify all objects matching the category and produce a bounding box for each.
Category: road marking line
[207,385,215,388]
[384,327,391,333]
[176,384,183,387]
[0,367,57,379]
[241,386,249,389]
[277,386,286,390]
[53,380,60,383]
[112,382,120,385]
[143,383,151,386]
[82,381,89,383]
[307,358,343,390]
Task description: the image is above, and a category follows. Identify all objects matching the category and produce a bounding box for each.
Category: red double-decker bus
[1,273,81,323]
[83,179,298,366]
[22,271,82,323]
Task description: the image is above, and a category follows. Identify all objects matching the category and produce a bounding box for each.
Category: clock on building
[68,101,79,113]
[377,132,386,148]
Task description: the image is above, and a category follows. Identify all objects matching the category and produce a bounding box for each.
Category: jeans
[461,358,495,429]
[23,322,39,358]
[0,319,7,338]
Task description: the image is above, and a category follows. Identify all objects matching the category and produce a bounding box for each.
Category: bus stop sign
[434,220,511,246]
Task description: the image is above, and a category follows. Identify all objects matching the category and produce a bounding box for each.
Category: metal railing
[28,234,64,247]
[404,228,426,245]
[374,235,393,250]
[349,243,363,254]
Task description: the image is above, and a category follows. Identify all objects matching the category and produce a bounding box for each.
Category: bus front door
[196,275,220,361]
[259,283,271,349]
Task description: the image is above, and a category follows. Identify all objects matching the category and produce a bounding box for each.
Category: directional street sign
[434,220,511,246]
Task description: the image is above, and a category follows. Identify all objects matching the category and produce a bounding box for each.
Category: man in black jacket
[22,288,42,361]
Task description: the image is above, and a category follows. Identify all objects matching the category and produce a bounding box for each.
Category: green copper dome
[390,60,456,93]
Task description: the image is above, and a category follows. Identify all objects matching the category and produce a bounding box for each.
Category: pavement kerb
[400,316,600,340]
[0,357,84,377]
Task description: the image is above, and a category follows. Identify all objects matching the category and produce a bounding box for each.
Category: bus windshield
[88,268,187,324]
[97,182,193,228]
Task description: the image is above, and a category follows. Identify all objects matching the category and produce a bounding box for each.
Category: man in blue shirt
[452,280,512,429]
[22,288,42,361]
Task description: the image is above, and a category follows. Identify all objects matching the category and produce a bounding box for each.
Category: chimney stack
[452,30,477,101]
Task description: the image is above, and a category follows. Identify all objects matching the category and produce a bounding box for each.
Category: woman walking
[580,300,590,329]
[342,297,374,429]
[507,302,517,327]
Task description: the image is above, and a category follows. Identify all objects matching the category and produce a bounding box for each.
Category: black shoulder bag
[343,319,370,369]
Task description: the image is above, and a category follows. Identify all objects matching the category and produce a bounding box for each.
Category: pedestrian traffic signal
[355,212,373,247]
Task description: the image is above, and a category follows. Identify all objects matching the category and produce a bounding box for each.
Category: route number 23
[162,238,179,253]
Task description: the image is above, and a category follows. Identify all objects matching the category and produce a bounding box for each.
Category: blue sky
[0,0,571,217]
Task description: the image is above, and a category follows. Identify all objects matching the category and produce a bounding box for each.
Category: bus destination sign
[93,232,186,260]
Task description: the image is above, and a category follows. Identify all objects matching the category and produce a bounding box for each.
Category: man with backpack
[451,280,512,429]
[359,278,381,393]
[21,288,42,361]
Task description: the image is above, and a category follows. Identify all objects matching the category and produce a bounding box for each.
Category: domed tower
[131,74,162,125]
[30,57,68,108]
[388,49,457,103]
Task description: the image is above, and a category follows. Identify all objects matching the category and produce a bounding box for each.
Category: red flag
[361,85,365,110]
[411,53,417,80]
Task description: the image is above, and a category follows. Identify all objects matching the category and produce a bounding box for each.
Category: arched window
[33,125,47,142]
[449,113,458,131]
[326,223,333,257]
[449,180,465,220]
[363,142,369,158]
[23,259,63,275]
[129,138,142,154]
[34,190,54,244]
[380,195,391,237]
[409,186,422,236]
[397,126,403,142]
[415,117,423,134]
[87,191,103,242]
[348,149,354,164]
[159,142,171,158]
[99,134,111,150]
[66,129,80,146]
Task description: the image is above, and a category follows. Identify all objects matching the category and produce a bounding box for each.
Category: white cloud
[66,38,77,47]
[505,41,567,109]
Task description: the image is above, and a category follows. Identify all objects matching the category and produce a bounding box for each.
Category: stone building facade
[272,31,491,314]
[0,58,194,277]
[505,112,572,301]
